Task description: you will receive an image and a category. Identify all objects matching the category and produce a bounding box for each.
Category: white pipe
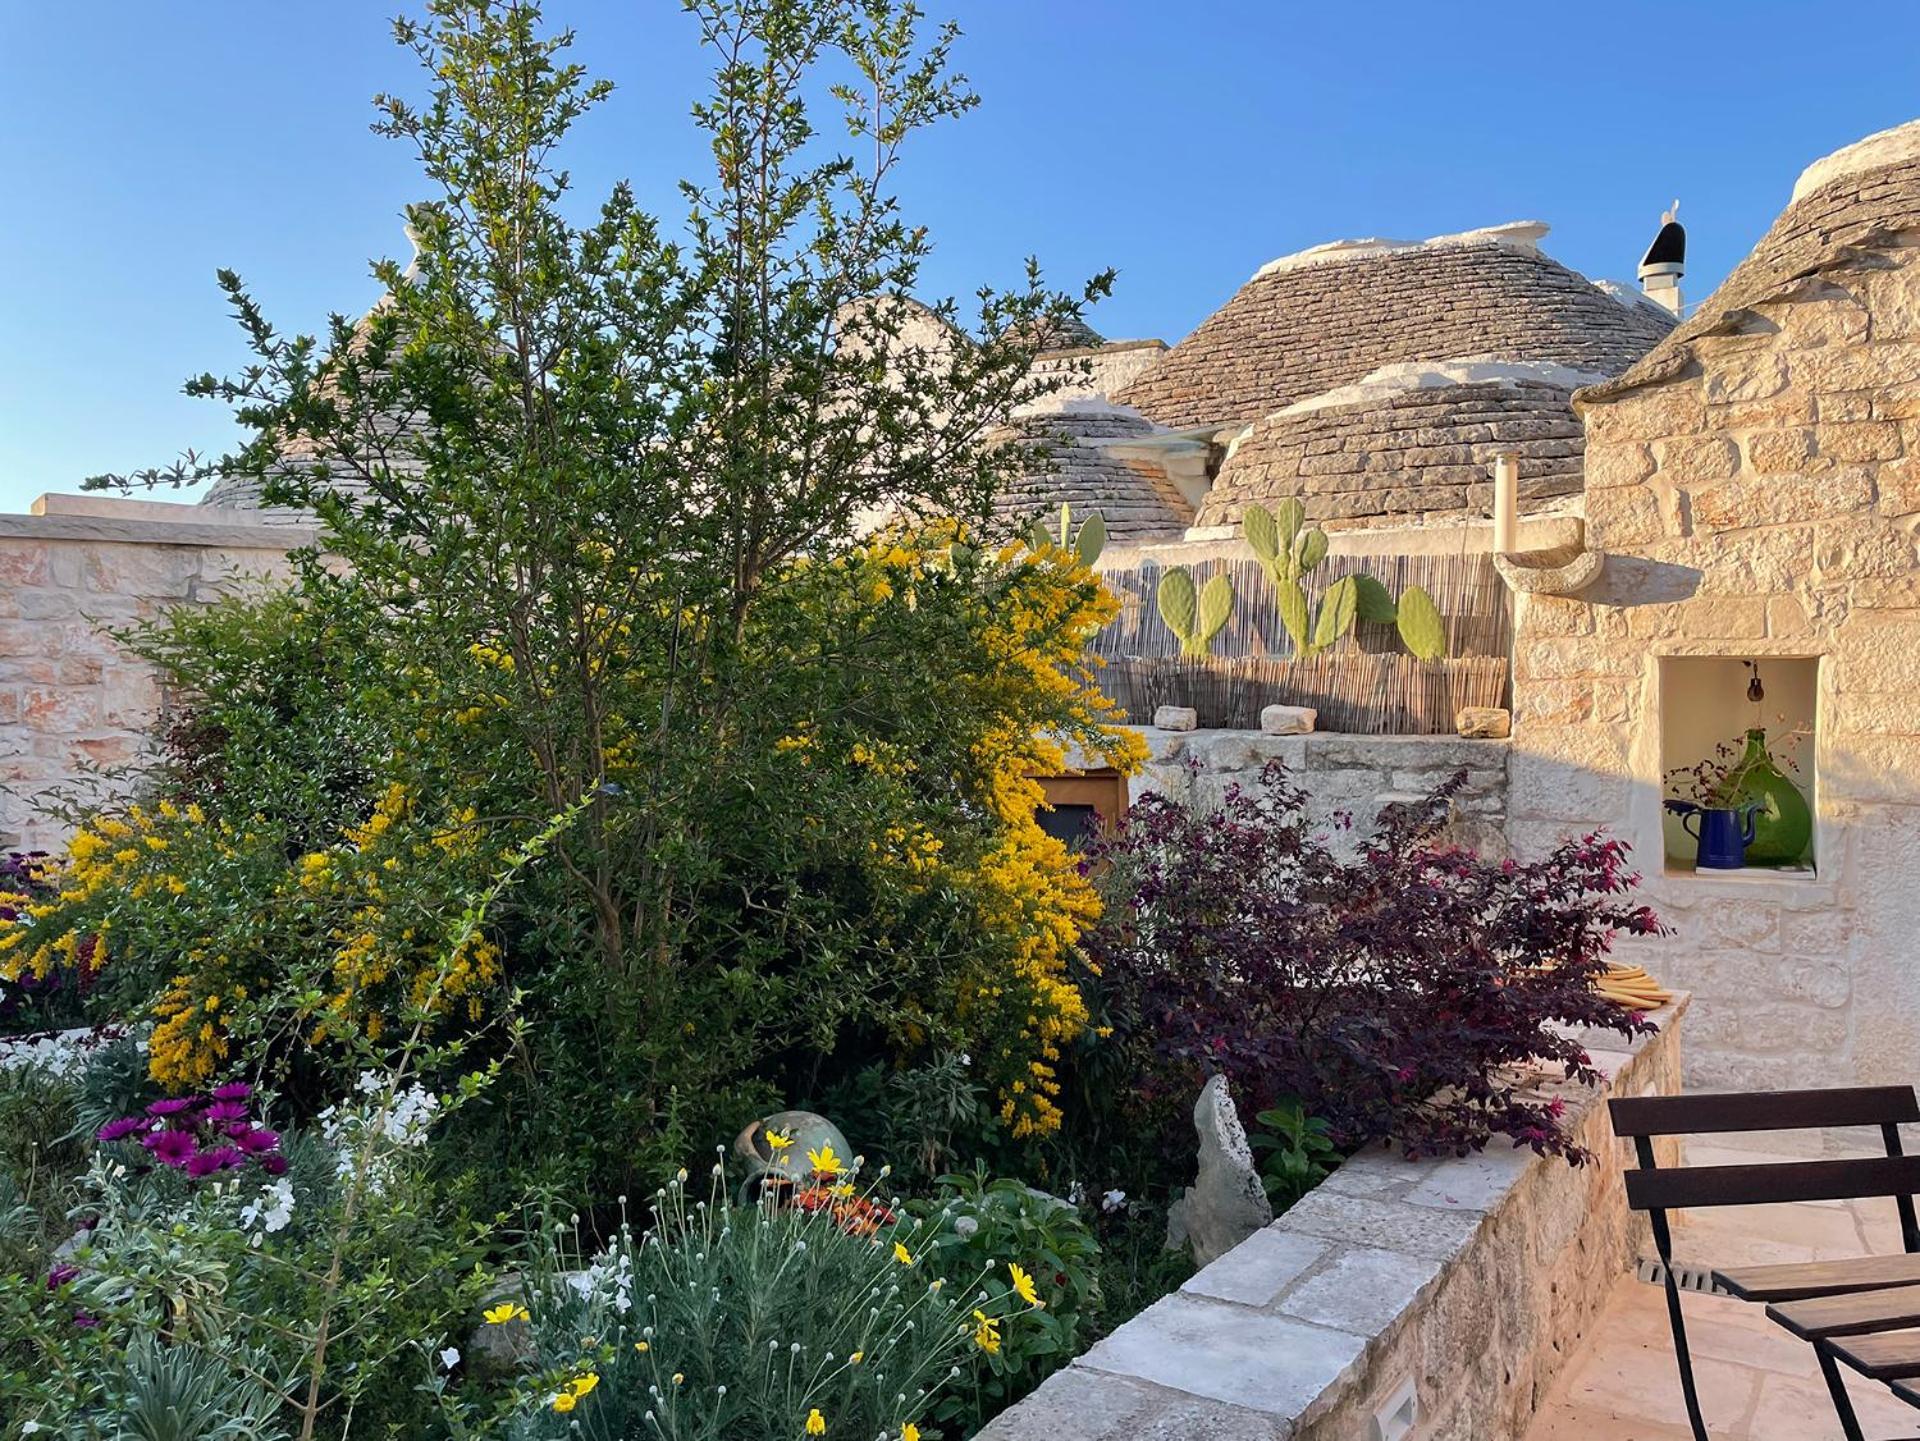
[1492,452,1519,554]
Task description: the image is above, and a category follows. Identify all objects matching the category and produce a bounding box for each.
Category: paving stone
[1276,1188,1487,1263]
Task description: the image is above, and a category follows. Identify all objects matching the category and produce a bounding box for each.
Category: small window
[1031,770,1129,853]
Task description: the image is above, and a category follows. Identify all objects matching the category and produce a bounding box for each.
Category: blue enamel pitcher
[1664,799,1757,870]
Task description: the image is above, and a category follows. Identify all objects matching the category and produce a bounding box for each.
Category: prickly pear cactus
[1158,566,1199,650]
[1275,579,1310,654]
[1292,526,1328,574]
[1244,505,1280,567]
[1353,573,1398,624]
[1312,574,1358,650]
[1196,573,1234,653]
[1075,511,1107,568]
[1396,583,1447,661]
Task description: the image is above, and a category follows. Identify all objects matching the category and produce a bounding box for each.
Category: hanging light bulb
[1745,661,1765,704]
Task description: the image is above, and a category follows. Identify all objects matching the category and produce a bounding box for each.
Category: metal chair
[1611,1085,1920,1440]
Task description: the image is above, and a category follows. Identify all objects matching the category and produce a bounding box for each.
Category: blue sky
[3,1,1917,515]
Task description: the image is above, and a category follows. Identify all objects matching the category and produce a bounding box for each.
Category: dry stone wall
[0,505,311,850]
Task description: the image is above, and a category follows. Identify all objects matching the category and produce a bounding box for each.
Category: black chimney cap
[1640,202,1686,270]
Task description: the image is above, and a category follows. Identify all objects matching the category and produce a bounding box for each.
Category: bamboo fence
[1091,552,1510,734]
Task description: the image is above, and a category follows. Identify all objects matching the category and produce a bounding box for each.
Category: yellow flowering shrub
[1,788,507,1091]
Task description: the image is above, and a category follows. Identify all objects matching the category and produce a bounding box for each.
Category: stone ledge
[979,997,1687,1441]
[0,512,320,550]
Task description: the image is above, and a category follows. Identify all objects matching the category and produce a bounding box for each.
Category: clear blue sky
[3,1,1916,514]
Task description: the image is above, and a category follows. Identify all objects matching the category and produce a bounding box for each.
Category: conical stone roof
[1113,222,1674,431]
[1193,360,1596,530]
[1581,119,1920,406]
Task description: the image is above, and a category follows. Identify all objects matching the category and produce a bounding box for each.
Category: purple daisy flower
[146,1097,204,1118]
[45,1264,77,1290]
[96,1115,155,1144]
[235,1127,281,1155]
[259,1152,289,1176]
[142,1130,197,1168]
[202,1100,250,1126]
[73,1312,99,1329]
[210,1082,252,1102]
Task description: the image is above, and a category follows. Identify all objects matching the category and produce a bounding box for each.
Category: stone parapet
[978,998,1686,1441]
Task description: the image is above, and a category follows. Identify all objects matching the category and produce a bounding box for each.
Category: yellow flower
[1010,1262,1039,1307]
[893,1241,914,1266]
[972,1309,1002,1355]
[483,1303,529,1325]
[570,1373,599,1398]
[672,1373,684,1385]
[806,1409,827,1436]
[634,1340,650,1353]
[806,1143,842,1178]
[766,1127,794,1152]
[903,1427,921,1441]
[552,1393,577,1414]
[849,1351,864,1365]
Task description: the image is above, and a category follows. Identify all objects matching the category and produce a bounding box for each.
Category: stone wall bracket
[1493,545,1605,596]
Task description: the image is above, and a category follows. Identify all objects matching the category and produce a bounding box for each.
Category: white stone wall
[1128,726,1510,857]
[1513,233,1920,1092]
[0,500,311,851]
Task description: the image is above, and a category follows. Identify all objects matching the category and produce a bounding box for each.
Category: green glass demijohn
[1724,727,1811,865]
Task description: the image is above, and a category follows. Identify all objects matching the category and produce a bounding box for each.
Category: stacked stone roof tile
[1194,377,1586,529]
[1113,232,1675,432]
[992,409,1194,543]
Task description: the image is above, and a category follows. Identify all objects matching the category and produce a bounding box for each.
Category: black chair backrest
[1610,1086,1920,1232]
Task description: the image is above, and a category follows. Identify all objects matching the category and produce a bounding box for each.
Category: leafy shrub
[907,1167,1100,1430]
[1249,1099,1339,1209]
[484,1163,1039,1441]
[1084,763,1665,1162]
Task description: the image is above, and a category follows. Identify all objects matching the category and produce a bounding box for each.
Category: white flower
[439,1346,461,1371]
[240,1177,296,1236]
[1101,1189,1128,1214]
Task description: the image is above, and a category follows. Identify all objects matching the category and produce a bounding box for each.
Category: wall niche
[1658,656,1818,875]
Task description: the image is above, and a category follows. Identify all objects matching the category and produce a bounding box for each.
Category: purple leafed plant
[1081,762,1666,1163]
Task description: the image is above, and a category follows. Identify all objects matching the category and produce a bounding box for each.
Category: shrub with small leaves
[1084,762,1665,1162]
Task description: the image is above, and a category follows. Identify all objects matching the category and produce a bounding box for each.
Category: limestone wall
[0,498,311,851]
[1512,222,1920,1091]
[980,999,1685,1441]
[1127,726,1510,857]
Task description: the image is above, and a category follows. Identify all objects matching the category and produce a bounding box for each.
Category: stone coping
[0,510,318,550]
[979,995,1688,1441]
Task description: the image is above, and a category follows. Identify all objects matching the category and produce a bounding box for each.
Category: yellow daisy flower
[806,1408,828,1435]
[1010,1262,1040,1307]
[483,1303,529,1325]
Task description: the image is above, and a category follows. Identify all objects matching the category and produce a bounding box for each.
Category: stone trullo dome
[1112,221,1675,434]
[1193,359,1600,530]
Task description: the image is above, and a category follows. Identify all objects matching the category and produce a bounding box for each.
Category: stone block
[1656,436,1740,485]
[1747,428,1816,474]
[1276,1189,1485,1264]
[1817,420,1905,462]
[1454,706,1510,739]
[1152,705,1197,732]
[973,1368,1171,1441]
[1585,486,1665,549]
[1690,471,1874,529]
[1259,704,1315,735]
[1181,1227,1329,1307]
[1815,519,1920,580]
[1582,443,1655,491]
[1078,1293,1366,1418]
[1675,596,1768,640]
[1274,1245,1443,1336]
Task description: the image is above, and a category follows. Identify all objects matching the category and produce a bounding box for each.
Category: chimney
[1638,200,1686,318]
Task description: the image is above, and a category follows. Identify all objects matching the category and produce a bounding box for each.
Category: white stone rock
[1164,1075,1273,1266]
[1153,705,1198,732]
[1259,704,1317,735]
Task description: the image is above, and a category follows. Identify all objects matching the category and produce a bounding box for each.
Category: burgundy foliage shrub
[1082,763,1665,1163]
